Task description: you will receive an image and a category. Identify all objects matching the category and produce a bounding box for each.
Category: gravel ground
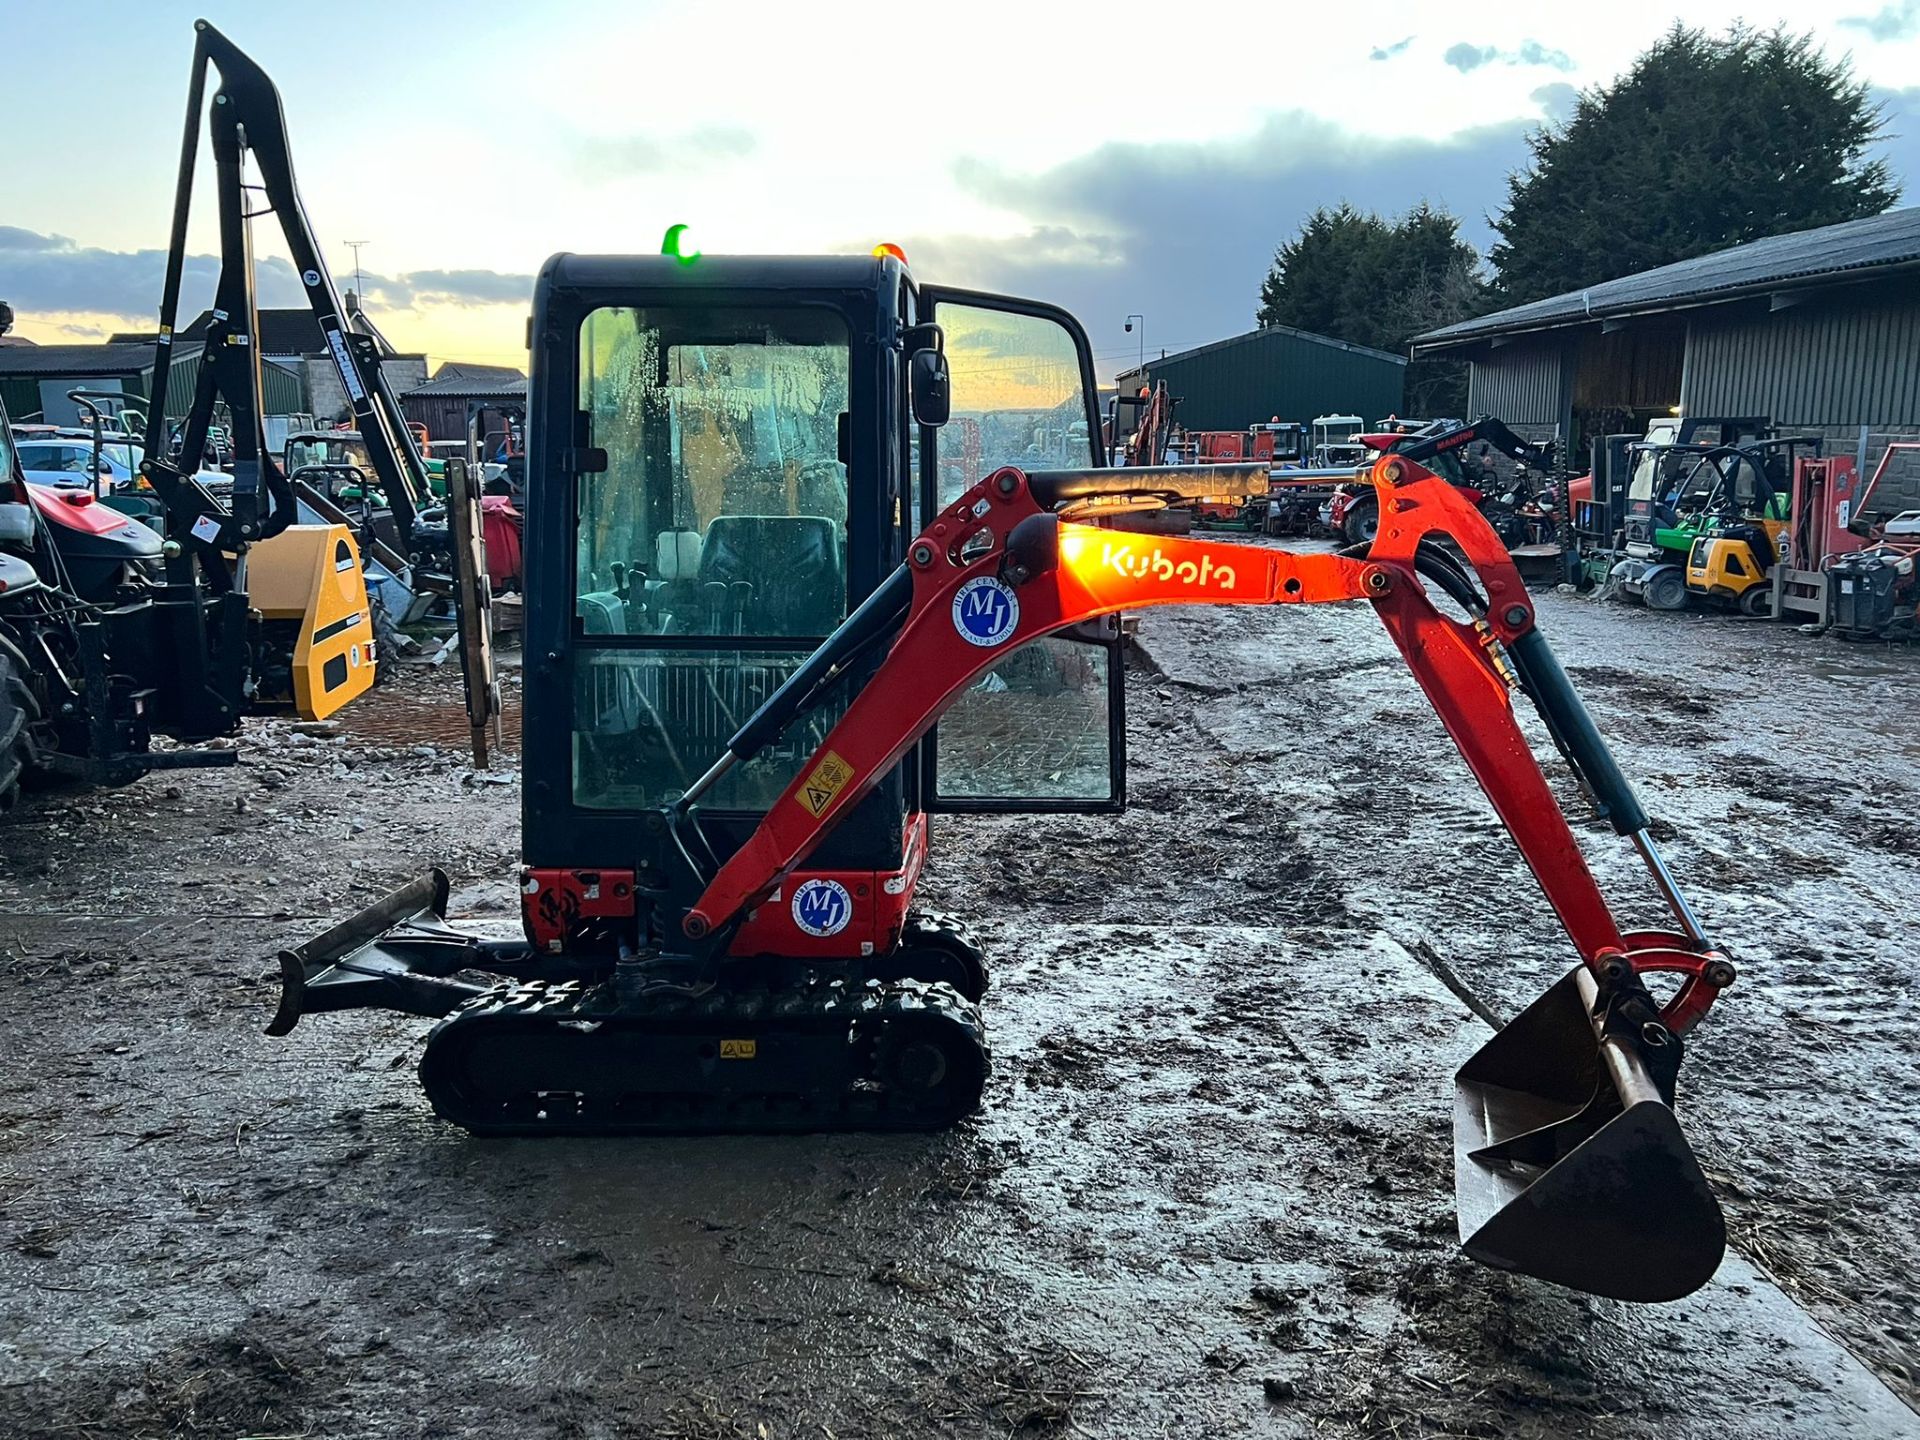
[1,551,1916,1439]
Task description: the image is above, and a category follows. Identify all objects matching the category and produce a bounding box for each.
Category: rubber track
[418,974,988,1136]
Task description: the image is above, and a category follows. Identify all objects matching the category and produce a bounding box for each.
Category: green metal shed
[1114,325,1407,431]
[0,342,302,426]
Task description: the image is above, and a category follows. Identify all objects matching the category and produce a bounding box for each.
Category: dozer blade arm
[681,456,1732,1302]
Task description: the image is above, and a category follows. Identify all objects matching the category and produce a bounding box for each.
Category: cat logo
[720,1039,757,1060]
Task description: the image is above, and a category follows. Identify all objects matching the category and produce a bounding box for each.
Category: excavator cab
[530,256,1125,926]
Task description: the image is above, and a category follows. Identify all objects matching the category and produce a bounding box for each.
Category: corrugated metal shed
[1682,291,1920,425]
[156,350,301,421]
[1415,206,1920,351]
[0,343,305,424]
[0,343,155,377]
[1114,325,1406,431]
[1466,337,1567,430]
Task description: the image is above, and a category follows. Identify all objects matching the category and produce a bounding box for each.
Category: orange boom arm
[681,458,1728,1037]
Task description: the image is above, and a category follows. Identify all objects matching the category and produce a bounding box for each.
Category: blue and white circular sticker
[790,878,853,937]
[952,576,1019,647]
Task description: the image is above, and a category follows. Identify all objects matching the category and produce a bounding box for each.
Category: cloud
[1530,82,1580,124]
[1840,1,1920,40]
[913,110,1541,378]
[0,225,530,329]
[1444,43,1498,73]
[1370,36,1415,61]
[573,126,757,176]
[361,269,535,309]
[0,226,300,321]
[1515,40,1574,69]
[1870,85,1920,202]
[0,226,57,250]
[1445,39,1574,73]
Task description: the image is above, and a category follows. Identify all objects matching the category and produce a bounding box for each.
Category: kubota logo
[1098,542,1238,591]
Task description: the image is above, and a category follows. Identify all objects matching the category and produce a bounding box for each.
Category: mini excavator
[214,31,1730,1300]
[265,246,1735,1304]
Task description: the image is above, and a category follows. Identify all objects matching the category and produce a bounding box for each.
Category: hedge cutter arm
[675,454,1732,1303]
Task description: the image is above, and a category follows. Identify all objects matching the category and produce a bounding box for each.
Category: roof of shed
[0,343,160,377]
[1415,206,1920,351]
[1118,323,1407,379]
[403,366,528,400]
[181,308,329,355]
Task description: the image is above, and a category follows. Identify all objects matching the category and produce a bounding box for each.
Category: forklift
[1598,416,1782,609]
[194,30,1735,1304]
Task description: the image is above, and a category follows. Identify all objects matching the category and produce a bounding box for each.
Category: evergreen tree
[1257,203,1487,414]
[1491,24,1897,305]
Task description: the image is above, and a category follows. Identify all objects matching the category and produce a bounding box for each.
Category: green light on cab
[662,224,700,266]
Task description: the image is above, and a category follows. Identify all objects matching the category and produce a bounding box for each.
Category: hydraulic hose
[1364,537,1649,837]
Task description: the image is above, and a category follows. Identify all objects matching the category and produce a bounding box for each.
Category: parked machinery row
[1567,419,1919,638]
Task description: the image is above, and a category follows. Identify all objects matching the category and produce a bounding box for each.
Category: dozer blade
[1453,966,1725,1302]
[268,868,490,1034]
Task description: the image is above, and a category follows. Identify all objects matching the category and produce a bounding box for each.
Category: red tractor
[1325,417,1552,549]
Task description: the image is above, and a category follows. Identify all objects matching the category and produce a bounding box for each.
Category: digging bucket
[1454,964,1725,1302]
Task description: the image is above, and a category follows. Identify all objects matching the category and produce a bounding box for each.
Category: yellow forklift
[1679,438,1819,615]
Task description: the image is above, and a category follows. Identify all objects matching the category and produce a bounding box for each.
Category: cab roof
[540,253,900,296]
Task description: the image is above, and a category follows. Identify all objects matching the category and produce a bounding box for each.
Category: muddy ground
[2,539,1917,1439]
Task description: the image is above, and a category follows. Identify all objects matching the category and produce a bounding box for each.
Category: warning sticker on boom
[797,749,855,817]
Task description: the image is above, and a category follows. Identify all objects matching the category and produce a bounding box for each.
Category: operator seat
[697,515,843,637]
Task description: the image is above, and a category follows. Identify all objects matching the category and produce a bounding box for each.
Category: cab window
[576,305,851,639]
[933,305,1095,507]
[570,303,854,812]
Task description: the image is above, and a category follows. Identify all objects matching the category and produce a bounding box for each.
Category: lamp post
[1124,314,1144,371]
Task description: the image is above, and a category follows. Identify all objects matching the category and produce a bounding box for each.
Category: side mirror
[910,347,950,428]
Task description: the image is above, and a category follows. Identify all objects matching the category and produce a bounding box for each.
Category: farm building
[1114,325,1407,431]
[111,304,429,421]
[0,341,302,427]
[1412,206,1920,513]
[401,362,526,443]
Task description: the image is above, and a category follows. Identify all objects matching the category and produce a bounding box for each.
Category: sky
[6,0,1920,381]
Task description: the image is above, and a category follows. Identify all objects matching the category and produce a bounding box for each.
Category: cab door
[916,288,1125,813]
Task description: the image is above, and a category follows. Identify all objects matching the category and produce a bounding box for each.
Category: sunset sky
[7,0,1920,379]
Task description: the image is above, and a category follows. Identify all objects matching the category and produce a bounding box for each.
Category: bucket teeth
[1454,967,1725,1303]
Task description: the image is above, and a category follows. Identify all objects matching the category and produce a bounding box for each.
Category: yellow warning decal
[720,1039,758,1060]
[797,750,856,817]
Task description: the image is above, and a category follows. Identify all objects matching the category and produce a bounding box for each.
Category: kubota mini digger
[265,235,1737,1304]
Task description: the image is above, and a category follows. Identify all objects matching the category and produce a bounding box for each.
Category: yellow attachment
[248,524,377,719]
